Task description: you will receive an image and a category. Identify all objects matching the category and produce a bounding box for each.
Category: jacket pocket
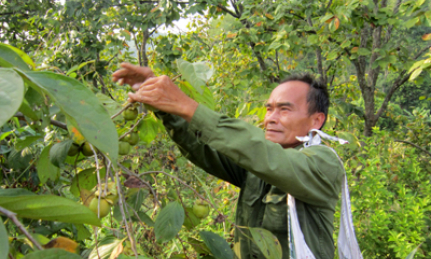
[261,187,287,234]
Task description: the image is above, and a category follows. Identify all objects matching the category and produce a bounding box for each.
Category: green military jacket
[156,105,344,259]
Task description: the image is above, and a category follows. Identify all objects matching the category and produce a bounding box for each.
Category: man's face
[264,81,322,148]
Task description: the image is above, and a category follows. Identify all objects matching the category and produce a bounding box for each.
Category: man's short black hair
[280,74,330,129]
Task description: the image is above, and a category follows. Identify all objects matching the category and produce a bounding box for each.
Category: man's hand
[112,63,198,122]
[112,63,155,90]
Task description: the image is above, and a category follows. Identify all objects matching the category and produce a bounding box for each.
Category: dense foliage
[1,0,431,259]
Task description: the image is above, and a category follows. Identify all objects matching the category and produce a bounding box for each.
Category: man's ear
[311,112,326,130]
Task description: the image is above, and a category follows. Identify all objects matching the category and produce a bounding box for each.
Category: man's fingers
[128,91,153,104]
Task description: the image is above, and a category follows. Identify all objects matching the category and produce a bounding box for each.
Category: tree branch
[395,140,431,157]
[306,16,326,85]
[0,206,44,250]
[13,112,67,130]
[375,43,431,119]
[217,4,239,18]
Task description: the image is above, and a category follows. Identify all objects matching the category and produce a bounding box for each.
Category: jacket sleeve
[187,105,344,206]
[155,111,247,187]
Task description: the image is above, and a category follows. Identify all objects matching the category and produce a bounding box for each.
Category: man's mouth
[266,129,283,133]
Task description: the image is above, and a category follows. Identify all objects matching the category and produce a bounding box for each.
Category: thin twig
[90,144,102,259]
[395,139,431,157]
[0,206,43,250]
[117,163,161,208]
[114,169,138,258]
[119,116,145,141]
[111,103,133,119]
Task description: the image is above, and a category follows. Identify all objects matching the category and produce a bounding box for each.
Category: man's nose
[265,110,279,124]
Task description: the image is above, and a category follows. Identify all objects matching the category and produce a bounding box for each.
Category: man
[113,63,344,259]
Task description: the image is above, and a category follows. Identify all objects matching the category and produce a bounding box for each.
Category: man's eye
[281,107,290,111]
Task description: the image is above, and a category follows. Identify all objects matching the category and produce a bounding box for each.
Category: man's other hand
[112,63,155,91]
[113,64,198,122]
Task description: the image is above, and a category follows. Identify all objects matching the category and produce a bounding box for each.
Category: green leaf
[199,231,234,259]
[70,167,101,197]
[0,218,9,259]
[188,237,211,254]
[183,207,201,230]
[95,93,122,122]
[405,245,420,259]
[75,224,91,241]
[0,43,35,69]
[180,82,215,110]
[357,48,371,56]
[0,44,30,71]
[337,131,360,151]
[21,248,82,259]
[176,59,213,94]
[66,60,95,76]
[326,50,338,60]
[0,188,35,196]
[49,139,73,168]
[405,17,419,29]
[0,68,24,127]
[409,68,423,81]
[0,190,101,226]
[118,255,152,259]
[37,145,60,184]
[154,201,185,243]
[89,236,123,259]
[138,115,163,143]
[132,211,155,227]
[19,99,40,121]
[18,71,118,163]
[15,135,43,151]
[249,228,282,259]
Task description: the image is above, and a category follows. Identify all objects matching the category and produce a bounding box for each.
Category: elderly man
[113,63,344,259]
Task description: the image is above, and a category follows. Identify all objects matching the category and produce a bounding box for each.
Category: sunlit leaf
[70,168,97,197]
[0,68,24,127]
[199,231,234,259]
[176,59,213,94]
[409,68,423,81]
[154,201,185,243]
[249,228,282,259]
[0,44,30,71]
[138,115,163,143]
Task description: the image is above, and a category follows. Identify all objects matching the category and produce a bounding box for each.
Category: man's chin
[265,134,282,144]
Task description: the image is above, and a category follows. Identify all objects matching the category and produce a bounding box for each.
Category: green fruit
[119,141,130,156]
[124,132,139,146]
[81,142,96,157]
[192,200,209,219]
[88,198,111,218]
[123,107,138,121]
[67,143,80,156]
